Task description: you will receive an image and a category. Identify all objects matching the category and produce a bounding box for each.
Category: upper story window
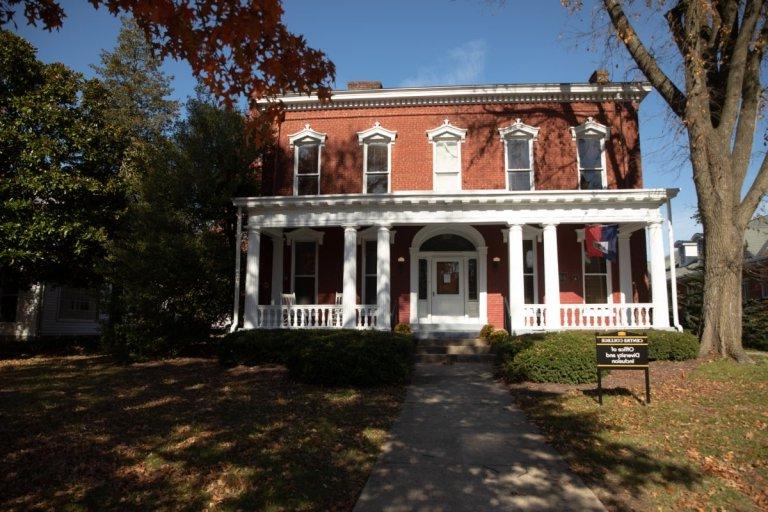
[357,122,397,194]
[498,119,539,191]
[288,124,327,196]
[571,117,609,190]
[427,119,467,193]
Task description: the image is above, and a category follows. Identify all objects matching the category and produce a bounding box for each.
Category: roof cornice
[265,82,653,111]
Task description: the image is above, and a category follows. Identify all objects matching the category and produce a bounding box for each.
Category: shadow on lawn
[0,356,403,511]
[509,386,702,512]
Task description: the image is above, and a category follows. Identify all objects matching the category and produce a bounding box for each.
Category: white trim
[411,224,486,250]
[291,239,319,304]
[500,119,538,192]
[571,117,609,190]
[263,82,653,111]
[288,124,327,146]
[427,120,466,193]
[289,124,326,196]
[358,122,396,194]
[426,119,468,142]
[285,227,324,245]
[357,225,396,244]
[357,121,397,144]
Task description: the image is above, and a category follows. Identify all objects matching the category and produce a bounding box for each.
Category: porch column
[618,231,633,303]
[230,207,243,332]
[542,223,561,329]
[507,224,525,332]
[648,220,670,328]
[342,225,358,328]
[243,225,261,329]
[270,230,284,305]
[478,245,488,324]
[376,224,392,330]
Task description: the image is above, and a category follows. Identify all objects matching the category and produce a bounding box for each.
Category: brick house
[230,79,679,337]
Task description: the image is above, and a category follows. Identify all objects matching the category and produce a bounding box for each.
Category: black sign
[596,334,648,368]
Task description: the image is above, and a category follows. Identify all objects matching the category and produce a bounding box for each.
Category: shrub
[479,324,495,340]
[286,330,415,386]
[493,334,538,366]
[505,331,596,384]
[217,329,310,366]
[743,300,768,351]
[646,330,699,361]
[394,323,413,336]
[487,328,509,345]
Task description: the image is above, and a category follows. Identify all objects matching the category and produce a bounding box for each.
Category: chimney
[588,69,610,85]
[347,80,383,91]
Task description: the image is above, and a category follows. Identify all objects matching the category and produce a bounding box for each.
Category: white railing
[253,305,343,329]
[522,305,547,330]
[560,303,653,329]
[355,305,378,329]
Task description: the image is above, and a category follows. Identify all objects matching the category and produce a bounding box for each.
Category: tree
[0,0,335,110]
[0,30,126,286]
[564,0,768,361]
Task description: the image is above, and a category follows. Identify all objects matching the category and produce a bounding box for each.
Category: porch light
[397,256,406,263]
[492,256,501,263]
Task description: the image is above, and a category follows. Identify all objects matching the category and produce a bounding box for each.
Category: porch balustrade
[522,303,654,330]
[252,305,343,329]
[355,305,378,328]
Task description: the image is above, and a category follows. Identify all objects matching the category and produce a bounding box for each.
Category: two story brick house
[231,80,679,337]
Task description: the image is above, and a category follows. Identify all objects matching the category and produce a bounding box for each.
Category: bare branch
[739,151,768,225]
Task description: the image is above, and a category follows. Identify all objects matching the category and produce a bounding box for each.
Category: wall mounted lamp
[397,256,406,263]
[492,256,501,264]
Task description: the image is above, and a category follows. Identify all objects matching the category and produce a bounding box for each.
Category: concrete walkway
[354,363,605,512]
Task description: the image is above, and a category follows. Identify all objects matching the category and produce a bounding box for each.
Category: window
[0,275,19,323]
[427,120,467,192]
[58,287,98,321]
[523,240,536,304]
[358,122,396,194]
[468,258,478,301]
[499,119,539,191]
[583,245,608,303]
[288,124,326,196]
[571,117,609,190]
[363,240,377,305]
[293,241,317,304]
[418,259,428,300]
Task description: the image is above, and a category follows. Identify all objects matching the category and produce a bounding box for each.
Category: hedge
[645,330,699,361]
[218,329,415,387]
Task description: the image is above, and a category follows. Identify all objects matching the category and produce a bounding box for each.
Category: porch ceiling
[233,188,677,229]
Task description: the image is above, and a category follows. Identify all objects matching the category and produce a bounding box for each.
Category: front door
[432,258,464,317]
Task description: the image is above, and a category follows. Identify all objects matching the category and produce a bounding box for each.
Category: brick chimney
[347,81,383,90]
[588,69,610,85]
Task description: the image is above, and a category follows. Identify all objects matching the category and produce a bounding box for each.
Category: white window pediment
[570,117,609,139]
[498,118,539,141]
[357,225,396,244]
[357,121,397,145]
[426,119,467,142]
[288,124,327,147]
[285,227,324,245]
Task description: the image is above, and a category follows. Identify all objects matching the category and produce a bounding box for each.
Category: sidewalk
[354,363,605,512]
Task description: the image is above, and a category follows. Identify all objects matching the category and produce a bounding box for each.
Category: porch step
[415,338,493,363]
[418,338,489,347]
[415,353,496,364]
[417,344,491,355]
[413,328,482,341]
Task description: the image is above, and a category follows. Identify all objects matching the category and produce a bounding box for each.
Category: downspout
[230,206,243,333]
[665,188,683,331]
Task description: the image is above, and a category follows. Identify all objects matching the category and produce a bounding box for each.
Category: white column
[542,223,561,329]
[478,246,488,324]
[507,224,525,332]
[409,247,418,325]
[243,226,261,329]
[342,225,358,328]
[648,220,670,328]
[270,230,284,306]
[618,232,633,303]
[376,225,391,330]
[230,207,243,332]
[666,198,682,331]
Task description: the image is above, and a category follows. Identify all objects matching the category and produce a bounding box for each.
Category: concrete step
[413,330,482,341]
[415,353,495,364]
[418,338,488,347]
[417,345,492,355]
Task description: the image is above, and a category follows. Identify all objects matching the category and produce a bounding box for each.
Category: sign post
[595,331,650,405]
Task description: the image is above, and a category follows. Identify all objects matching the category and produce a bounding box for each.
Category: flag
[585,224,618,261]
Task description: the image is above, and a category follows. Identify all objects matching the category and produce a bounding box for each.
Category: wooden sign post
[595,331,650,405]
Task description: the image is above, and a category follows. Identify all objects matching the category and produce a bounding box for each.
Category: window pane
[297,175,318,195]
[294,277,315,305]
[418,259,428,300]
[435,140,459,173]
[468,258,478,301]
[524,275,535,304]
[523,240,534,273]
[364,275,377,305]
[366,144,387,174]
[294,242,316,276]
[584,252,607,273]
[506,139,530,169]
[508,171,531,191]
[297,144,319,174]
[59,288,98,321]
[580,170,602,190]
[584,275,608,303]
[366,173,388,193]
[435,261,460,295]
[577,138,602,169]
[364,240,376,274]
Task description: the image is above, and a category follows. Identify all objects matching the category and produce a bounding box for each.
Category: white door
[431,258,464,317]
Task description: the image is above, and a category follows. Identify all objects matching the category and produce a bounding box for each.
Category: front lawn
[0,355,405,511]
[508,358,768,511]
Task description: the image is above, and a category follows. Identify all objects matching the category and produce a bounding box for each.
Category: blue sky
[12,0,702,239]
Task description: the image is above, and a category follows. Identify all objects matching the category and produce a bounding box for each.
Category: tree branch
[739,150,768,225]
[602,0,687,117]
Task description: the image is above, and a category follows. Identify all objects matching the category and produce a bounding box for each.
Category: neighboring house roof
[744,215,768,260]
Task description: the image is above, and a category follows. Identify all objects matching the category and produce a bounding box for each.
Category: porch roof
[233,188,678,229]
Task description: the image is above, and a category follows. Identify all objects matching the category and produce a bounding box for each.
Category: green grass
[0,356,405,511]
[508,358,768,511]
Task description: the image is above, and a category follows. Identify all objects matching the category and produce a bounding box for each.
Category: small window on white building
[58,287,99,321]
[499,119,539,191]
[583,246,609,303]
[427,120,467,192]
[357,122,396,194]
[571,117,609,191]
[288,124,327,196]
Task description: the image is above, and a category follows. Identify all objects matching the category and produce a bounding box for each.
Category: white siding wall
[0,285,41,340]
[38,286,101,337]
